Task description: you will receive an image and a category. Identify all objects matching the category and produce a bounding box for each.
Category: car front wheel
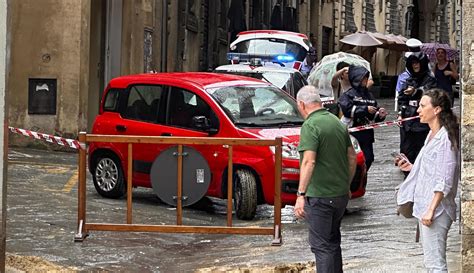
[92,153,126,198]
[233,169,257,220]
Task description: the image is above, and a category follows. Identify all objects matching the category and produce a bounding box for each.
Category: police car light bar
[227,53,295,63]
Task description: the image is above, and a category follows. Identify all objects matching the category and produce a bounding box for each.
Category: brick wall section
[462,1,474,271]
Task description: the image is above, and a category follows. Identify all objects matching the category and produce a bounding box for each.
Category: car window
[259,72,291,90]
[167,88,218,131]
[123,85,164,123]
[232,39,307,61]
[103,88,120,112]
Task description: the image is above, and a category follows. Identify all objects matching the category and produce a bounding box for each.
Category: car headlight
[350,135,362,154]
[269,143,300,159]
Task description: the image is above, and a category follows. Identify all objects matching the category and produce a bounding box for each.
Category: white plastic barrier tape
[348,116,419,133]
[8,116,419,150]
[8,127,85,150]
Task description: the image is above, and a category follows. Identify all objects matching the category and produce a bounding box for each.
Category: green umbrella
[307,52,371,97]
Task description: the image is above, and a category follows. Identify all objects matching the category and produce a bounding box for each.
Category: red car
[88,72,366,220]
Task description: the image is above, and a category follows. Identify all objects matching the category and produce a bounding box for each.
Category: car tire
[92,153,126,198]
[233,169,257,220]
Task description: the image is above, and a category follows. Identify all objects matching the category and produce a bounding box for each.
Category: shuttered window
[387,0,401,35]
[364,1,376,32]
[343,0,357,33]
[438,3,450,43]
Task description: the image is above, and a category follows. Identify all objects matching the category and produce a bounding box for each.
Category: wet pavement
[6,98,461,272]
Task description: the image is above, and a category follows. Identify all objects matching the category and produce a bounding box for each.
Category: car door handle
[116,125,127,132]
[161,132,172,136]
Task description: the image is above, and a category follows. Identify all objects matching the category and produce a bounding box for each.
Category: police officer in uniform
[339,65,387,171]
[398,52,437,168]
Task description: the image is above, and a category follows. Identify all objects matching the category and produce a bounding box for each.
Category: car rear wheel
[92,153,126,198]
[233,169,257,220]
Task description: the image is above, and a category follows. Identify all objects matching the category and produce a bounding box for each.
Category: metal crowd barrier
[74,132,283,246]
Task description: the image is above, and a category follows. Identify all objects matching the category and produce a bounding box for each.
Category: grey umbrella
[340,31,383,47]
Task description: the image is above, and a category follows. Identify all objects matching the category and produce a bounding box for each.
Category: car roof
[215,63,301,74]
[107,72,270,89]
[230,30,310,51]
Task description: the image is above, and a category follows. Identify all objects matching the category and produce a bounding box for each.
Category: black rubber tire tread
[92,153,126,198]
[234,169,258,220]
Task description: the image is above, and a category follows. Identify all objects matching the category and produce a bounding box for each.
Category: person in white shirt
[395,88,459,272]
[331,61,351,101]
[300,46,317,79]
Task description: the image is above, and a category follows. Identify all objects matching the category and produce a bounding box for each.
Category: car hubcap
[95,158,119,192]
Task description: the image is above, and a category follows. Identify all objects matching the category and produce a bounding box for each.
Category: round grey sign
[150,146,211,207]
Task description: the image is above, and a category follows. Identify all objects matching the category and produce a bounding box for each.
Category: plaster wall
[8,0,87,145]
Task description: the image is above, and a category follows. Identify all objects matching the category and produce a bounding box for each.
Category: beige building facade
[7,0,461,142]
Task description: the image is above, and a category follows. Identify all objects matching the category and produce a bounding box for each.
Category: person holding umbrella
[331,61,351,101]
[339,65,388,171]
[433,48,459,106]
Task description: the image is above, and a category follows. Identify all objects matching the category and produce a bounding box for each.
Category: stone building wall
[462,1,474,270]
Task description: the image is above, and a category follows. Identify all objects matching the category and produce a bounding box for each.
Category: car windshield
[207,85,304,127]
[232,38,307,62]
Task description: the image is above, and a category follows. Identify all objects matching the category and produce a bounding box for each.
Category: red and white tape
[7,116,420,150]
[348,116,419,132]
[8,127,85,150]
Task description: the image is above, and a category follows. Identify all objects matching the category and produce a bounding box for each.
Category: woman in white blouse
[396,88,459,272]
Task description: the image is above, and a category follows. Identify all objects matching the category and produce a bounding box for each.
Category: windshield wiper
[234,122,260,127]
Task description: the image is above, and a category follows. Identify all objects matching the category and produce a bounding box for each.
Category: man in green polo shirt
[294,85,356,273]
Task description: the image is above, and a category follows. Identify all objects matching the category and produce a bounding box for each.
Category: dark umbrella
[370,32,409,51]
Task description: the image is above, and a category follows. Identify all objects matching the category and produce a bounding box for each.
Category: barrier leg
[227,146,233,227]
[271,138,282,246]
[75,132,88,242]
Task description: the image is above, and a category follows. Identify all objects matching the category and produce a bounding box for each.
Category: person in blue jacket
[339,65,388,170]
[397,52,437,168]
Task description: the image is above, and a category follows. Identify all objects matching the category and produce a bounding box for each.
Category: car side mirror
[192,116,218,135]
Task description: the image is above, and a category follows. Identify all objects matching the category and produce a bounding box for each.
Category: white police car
[214,58,337,114]
[230,30,312,70]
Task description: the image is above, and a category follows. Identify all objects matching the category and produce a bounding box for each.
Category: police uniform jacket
[339,65,385,144]
[398,52,437,132]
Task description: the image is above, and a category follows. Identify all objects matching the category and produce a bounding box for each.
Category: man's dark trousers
[305,195,349,273]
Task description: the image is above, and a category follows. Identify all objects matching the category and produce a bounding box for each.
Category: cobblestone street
[5,98,461,272]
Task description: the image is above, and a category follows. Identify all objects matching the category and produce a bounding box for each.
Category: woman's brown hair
[424,88,459,150]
